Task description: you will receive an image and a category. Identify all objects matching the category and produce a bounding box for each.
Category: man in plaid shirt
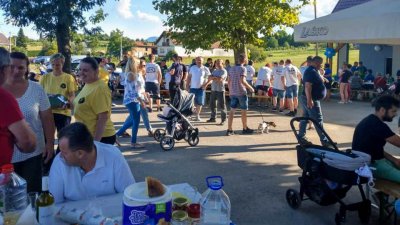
[227,54,255,135]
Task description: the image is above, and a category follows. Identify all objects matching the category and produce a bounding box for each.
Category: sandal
[131,143,145,149]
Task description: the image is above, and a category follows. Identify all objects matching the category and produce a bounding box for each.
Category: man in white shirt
[255,63,272,107]
[272,60,286,113]
[145,54,162,111]
[49,122,135,203]
[187,57,211,121]
[283,59,302,116]
[246,60,256,87]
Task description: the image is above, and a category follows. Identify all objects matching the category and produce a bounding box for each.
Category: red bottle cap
[1,164,14,173]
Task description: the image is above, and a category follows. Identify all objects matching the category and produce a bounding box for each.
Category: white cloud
[117,0,134,19]
[136,10,162,23]
[299,0,339,22]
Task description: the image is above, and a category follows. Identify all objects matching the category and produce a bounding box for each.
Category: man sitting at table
[49,122,135,203]
[352,95,400,183]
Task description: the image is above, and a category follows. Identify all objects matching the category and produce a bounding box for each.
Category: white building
[155,31,234,58]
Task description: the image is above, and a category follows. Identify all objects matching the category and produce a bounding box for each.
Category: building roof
[0,33,10,45]
[134,41,155,47]
[332,0,372,13]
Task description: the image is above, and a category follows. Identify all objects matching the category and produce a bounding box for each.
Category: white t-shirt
[255,66,272,86]
[284,64,301,86]
[272,65,285,90]
[189,65,211,89]
[164,72,171,90]
[12,81,51,163]
[246,65,256,81]
[49,141,135,203]
[300,66,308,79]
[145,63,161,83]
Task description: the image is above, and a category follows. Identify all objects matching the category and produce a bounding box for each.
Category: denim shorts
[285,85,298,98]
[230,95,248,110]
[273,88,285,99]
[190,88,205,106]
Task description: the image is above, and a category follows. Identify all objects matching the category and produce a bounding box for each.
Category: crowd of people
[4,43,400,206]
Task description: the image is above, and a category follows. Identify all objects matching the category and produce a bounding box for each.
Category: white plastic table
[17,183,201,225]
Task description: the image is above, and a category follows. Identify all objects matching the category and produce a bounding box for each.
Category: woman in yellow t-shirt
[39,53,77,132]
[73,57,116,144]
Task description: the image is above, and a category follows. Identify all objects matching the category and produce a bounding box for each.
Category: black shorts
[145,82,160,95]
[324,82,332,90]
[256,85,269,92]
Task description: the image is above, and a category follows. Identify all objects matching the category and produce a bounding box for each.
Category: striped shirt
[228,65,247,96]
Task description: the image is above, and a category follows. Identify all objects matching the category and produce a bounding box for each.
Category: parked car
[33,56,50,64]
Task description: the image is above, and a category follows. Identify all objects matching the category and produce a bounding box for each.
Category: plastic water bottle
[1,164,28,225]
[200,176,231,225]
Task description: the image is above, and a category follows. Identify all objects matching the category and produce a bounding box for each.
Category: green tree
[106,29,134,58]
[0,1,109,73]
[153,0,306,62]
[16,28,28,49]
[283,41,290,49]
[164,50,178,61]
[266,37,279,49]
[247,44,267,62]
[38,40,57,56]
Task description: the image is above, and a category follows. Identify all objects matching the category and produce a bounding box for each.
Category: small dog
[257,121,277,134]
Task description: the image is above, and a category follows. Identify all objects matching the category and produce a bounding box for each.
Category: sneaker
[219,120,226,126]
[285,111,295,117]
[294,109,298,115]
[147,107,153,112]
[272,107,277,112]
[117,132,131,138]
[242,127,254,135]
[226,130,235,136]
[279,109,284,113]
[206,118,216,123]
[347,100,353,103]
[112,103,117,106]
[299,137,312,145]
[147,130,154,137]
[338,101,345,104]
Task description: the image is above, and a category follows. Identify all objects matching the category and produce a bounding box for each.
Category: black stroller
[286,117,372,225]
[153,88,199,151]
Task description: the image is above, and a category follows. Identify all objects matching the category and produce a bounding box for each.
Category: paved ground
[111,96,399,225]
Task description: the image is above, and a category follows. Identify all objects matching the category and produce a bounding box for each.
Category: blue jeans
[116,105,152,135]
[299,95,327,143]
[116,102,141,144]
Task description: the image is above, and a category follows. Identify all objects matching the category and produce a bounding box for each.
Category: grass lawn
[180,47,359,76]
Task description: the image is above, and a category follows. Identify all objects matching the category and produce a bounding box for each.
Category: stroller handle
[290,117,339,151]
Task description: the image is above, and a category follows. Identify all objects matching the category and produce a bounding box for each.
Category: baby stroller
[153,88,199,151]
[286,117,372,225]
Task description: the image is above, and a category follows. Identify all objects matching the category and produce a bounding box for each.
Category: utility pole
[8,32,11,51]
[314,0,318,56]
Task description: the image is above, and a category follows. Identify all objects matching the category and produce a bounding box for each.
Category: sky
[0,0,339,40]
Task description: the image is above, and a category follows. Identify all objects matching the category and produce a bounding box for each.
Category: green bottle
[36,176,55,224]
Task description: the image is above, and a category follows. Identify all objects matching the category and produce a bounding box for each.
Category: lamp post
[314,0,318,56]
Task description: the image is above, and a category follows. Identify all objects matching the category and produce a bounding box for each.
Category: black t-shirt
[352,114,395,161]
[341,70,352,83]
[302,66,326,100]
[170,63,187,84]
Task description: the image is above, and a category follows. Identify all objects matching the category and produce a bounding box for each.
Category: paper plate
[124,182,171,203]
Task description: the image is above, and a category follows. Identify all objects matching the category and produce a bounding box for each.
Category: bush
[164,50,178,61]
[247,44,267,62]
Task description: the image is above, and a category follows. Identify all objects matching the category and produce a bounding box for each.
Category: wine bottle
[36,176,55,224]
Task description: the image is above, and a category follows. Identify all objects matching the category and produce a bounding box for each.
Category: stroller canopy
[172,88,195,114]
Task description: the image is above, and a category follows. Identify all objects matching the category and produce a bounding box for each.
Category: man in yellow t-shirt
[40,53,77,132]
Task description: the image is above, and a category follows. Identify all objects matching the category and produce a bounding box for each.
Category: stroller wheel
[286,189,301,209]
[154,129,166,142]
[160,136,175,151]
[188,134,199,147]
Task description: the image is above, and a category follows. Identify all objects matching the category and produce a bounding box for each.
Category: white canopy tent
[294,0,400,45]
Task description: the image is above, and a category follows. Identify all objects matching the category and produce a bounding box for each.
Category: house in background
[155,31,234,58]
[132,41,157,58]
[0,33,10,49]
